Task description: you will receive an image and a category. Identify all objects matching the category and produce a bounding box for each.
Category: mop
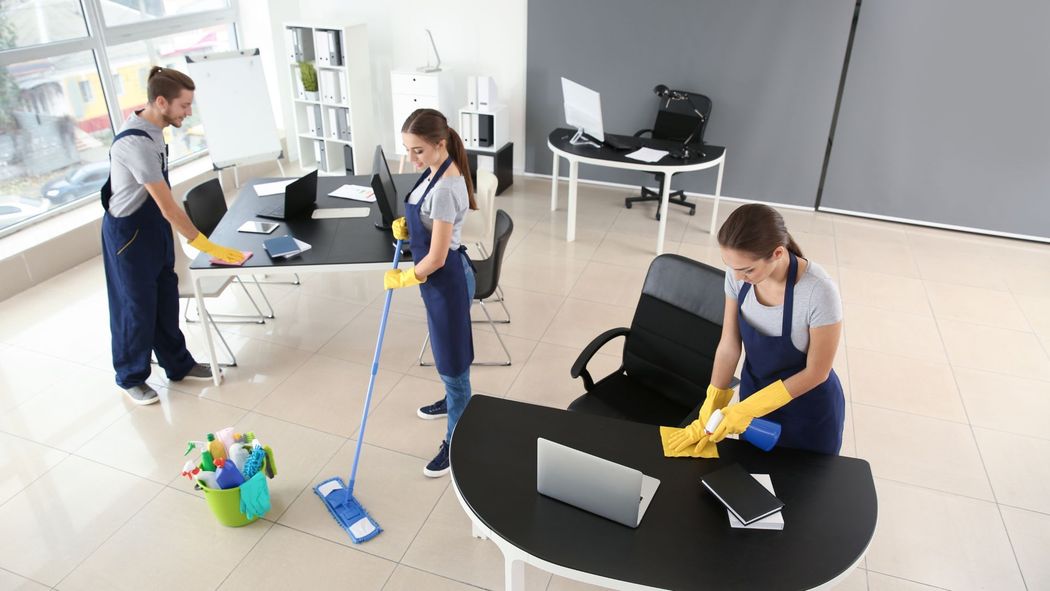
[314,239,405,543]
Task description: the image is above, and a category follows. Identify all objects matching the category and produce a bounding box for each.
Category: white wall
[238,0,300,157]
[288,0,528,171]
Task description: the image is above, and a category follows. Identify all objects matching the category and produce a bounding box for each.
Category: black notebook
[701,463,785,525]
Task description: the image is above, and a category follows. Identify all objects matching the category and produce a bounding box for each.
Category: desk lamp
[653,84,707,160]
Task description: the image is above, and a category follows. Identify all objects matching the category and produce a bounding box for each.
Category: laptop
[257,170,318,220]
[371,145,399,231]
[536,438,660,528]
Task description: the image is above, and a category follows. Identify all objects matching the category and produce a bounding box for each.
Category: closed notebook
[701,463,784,526]
[263,235,300,258]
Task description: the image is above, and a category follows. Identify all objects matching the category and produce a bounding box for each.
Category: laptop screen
[371,146,399,230]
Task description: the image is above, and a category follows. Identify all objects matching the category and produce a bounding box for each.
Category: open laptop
[257,169,318,220]
[536,438,660,528]
[371,145,399,231]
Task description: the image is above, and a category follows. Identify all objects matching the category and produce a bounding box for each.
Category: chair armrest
[633,129,654,138]
[570,327,630,391]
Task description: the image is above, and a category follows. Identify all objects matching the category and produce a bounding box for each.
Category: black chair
[624,93,712,220]
[419,209,515,367]
[568,254,726,427]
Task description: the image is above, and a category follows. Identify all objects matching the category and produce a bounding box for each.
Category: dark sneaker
[176,363,219,382]
[124,384,159,406]
[417,398,447,420]
[423,440,450,478]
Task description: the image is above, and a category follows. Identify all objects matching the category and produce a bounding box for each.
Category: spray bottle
[704,409,782,451]
[185,441,215,471]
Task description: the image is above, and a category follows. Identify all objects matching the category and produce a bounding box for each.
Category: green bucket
[200,478,268,527]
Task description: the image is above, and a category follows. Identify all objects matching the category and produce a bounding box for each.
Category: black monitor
[371,145,399,230]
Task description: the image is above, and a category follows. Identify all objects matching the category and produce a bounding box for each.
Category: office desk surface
[451,396,877,591]
[548,128,725,168]
[189,173,420,270]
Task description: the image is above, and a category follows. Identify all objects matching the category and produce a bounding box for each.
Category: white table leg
[505,557,525,591]
[550,152,560,211]
[567,159,579,242]
[710,156,725,235]
[656,172,672,255]
[471,520,489,540]
[192,275,222,386]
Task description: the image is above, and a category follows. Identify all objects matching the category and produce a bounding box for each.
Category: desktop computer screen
[561,77,605,145]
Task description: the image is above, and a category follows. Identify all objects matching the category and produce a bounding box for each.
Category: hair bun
[147,66,165,80]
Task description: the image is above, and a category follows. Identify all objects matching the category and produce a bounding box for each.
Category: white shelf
[295,99,320,105]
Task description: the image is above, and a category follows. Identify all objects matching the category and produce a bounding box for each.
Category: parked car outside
[41,161,110,205]
[0,194,50,231]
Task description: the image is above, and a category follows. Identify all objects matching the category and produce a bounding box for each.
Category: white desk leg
[656,172,672,255]
[471,521,488,540]
[505,557,525,591]
[550,152,560,212]
[567,159,579,242]
[710,156,725,235]
[192,275,222,386]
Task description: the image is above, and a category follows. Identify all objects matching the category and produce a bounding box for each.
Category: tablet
[238,221,279,234]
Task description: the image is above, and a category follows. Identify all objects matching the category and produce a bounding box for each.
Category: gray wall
[820,0,1050,239]
[525,0,855,207]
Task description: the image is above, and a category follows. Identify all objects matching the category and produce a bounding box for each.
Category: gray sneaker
[124,384,159,406]
[176,363,218,382]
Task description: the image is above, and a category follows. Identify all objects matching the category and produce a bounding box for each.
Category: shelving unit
[284,22,377,175]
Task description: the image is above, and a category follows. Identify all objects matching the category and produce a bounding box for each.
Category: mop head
[314,477,381,543]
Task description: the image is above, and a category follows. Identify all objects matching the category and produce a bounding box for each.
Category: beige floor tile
[510,224,605,262]
[1001,249,1050,297]
[470,286,563,342]
[58,488,270,591]
[864,479,1025,590]
[382,565,485,591]
[410,331,538,397]
[568,261,648,308]
[792,230,839,268]
[924,281,1031,331]
[842,304,946,364]
[834,216,910,245]
[607,206,690,244]
[826,568,869,591]
[0,347,85,414]
[674,241,725,269]
[401,486,551,591]
[853,405,993,499]
[937,318,1050,379]
[277,442,448,563]
[973,428,1050,514]
[835,236,919,278]
[540,298,635,357]
[866,571,948,590]
[217,524,395,591]
[837,267,931,316]
[840,402,857,458]
[953,368,1050,439]
[0,569,50,591]
[228,290,364,352]
[0,364,138,451]
[295,269,386,306]
[847,348,967,422]
[0,456,161,586]
[498,256,591,297]
[504,341,622,410]
[364,375,456,460]
[1013,292,1050,339]
[546,575,619,591]
[319,309,430,374]
[253,354,403,438]
[782,208,838,237]
[907,233,1012,291]
[589,233,680,270]
[0,432,68,506]
[999,505,1050,591]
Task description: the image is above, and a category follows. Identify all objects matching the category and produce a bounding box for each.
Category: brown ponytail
[146,66,195,103]
[717,203,804,259]
[401,108,477,209]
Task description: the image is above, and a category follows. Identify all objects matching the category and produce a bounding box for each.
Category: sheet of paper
[625,147,669,163]
[329,184,376,202]
[253,179,296,196]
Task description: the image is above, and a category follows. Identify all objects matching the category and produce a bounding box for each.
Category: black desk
[547,128,727,254]
[187,173,419,384]
[450,396,877,591]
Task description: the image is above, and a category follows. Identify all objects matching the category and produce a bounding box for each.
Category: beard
[161,110,184,128]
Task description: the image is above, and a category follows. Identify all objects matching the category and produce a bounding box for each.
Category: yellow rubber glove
[664,385,735,455]
[392,216,409,240]
[708,379,793,443]
[189,233,245,264]
[384,267,425,290]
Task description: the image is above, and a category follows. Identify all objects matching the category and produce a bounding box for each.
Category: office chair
[419,209,515,367]
[459,169,510,316]
[624,92,712,220]
[170,224,239,366]
[567,254,728,427]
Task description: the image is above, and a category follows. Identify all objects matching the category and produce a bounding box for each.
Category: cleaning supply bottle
[214,458,245,489]
[215,427,236,453]
[185,441,215,471]
[207,433,227,463]
[228,442,251,473]
[195,469,220,490]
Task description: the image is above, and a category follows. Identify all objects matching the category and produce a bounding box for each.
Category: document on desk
[254,179,296,196]
[329,184,376,202]
[625,147,669,163]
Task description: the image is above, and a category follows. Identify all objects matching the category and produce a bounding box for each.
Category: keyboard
[604,135,640,151]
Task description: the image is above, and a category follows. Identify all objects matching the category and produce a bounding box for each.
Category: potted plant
[299,61,319,101]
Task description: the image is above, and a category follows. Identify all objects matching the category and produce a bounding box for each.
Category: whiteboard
[186,50,281,169]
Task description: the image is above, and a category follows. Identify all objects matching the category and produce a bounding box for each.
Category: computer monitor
[371,145,399,230]
[561,77,604,147]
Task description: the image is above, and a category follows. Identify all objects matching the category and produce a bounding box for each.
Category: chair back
[622,254,725,410]
[651,91,712,145]
[461,169,497,252]
[472,209,513,300]
[184,178,228,237]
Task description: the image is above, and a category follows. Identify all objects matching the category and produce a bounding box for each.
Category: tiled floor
[0,172,1048,590]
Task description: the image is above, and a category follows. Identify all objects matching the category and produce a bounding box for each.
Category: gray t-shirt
[107,112,167,218]
[724,260,842,352]
[407,175,469,250]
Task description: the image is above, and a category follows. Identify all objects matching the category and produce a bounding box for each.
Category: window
[0,0,238,236]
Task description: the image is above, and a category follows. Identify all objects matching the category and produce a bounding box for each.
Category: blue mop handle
[346,239,404,501]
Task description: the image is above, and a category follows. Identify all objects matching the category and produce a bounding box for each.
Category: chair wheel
[625,200,632,209]
[689,209,696,216]
[655,213,661,221]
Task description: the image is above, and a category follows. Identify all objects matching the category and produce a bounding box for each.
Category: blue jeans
[440,254,475,443]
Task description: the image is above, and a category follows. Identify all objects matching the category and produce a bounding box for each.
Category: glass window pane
[102,0,229,26]
[0,0,88,49]
[0,51,114,232]
[108,24,236,162]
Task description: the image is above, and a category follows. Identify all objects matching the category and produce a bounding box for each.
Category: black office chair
[419,209,515,367]
[568,254,726,427]
[624,92,712,220]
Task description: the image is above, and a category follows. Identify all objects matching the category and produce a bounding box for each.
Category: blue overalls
[100,128,195,389]
[737,253,845,454]
[406,158,475,441]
